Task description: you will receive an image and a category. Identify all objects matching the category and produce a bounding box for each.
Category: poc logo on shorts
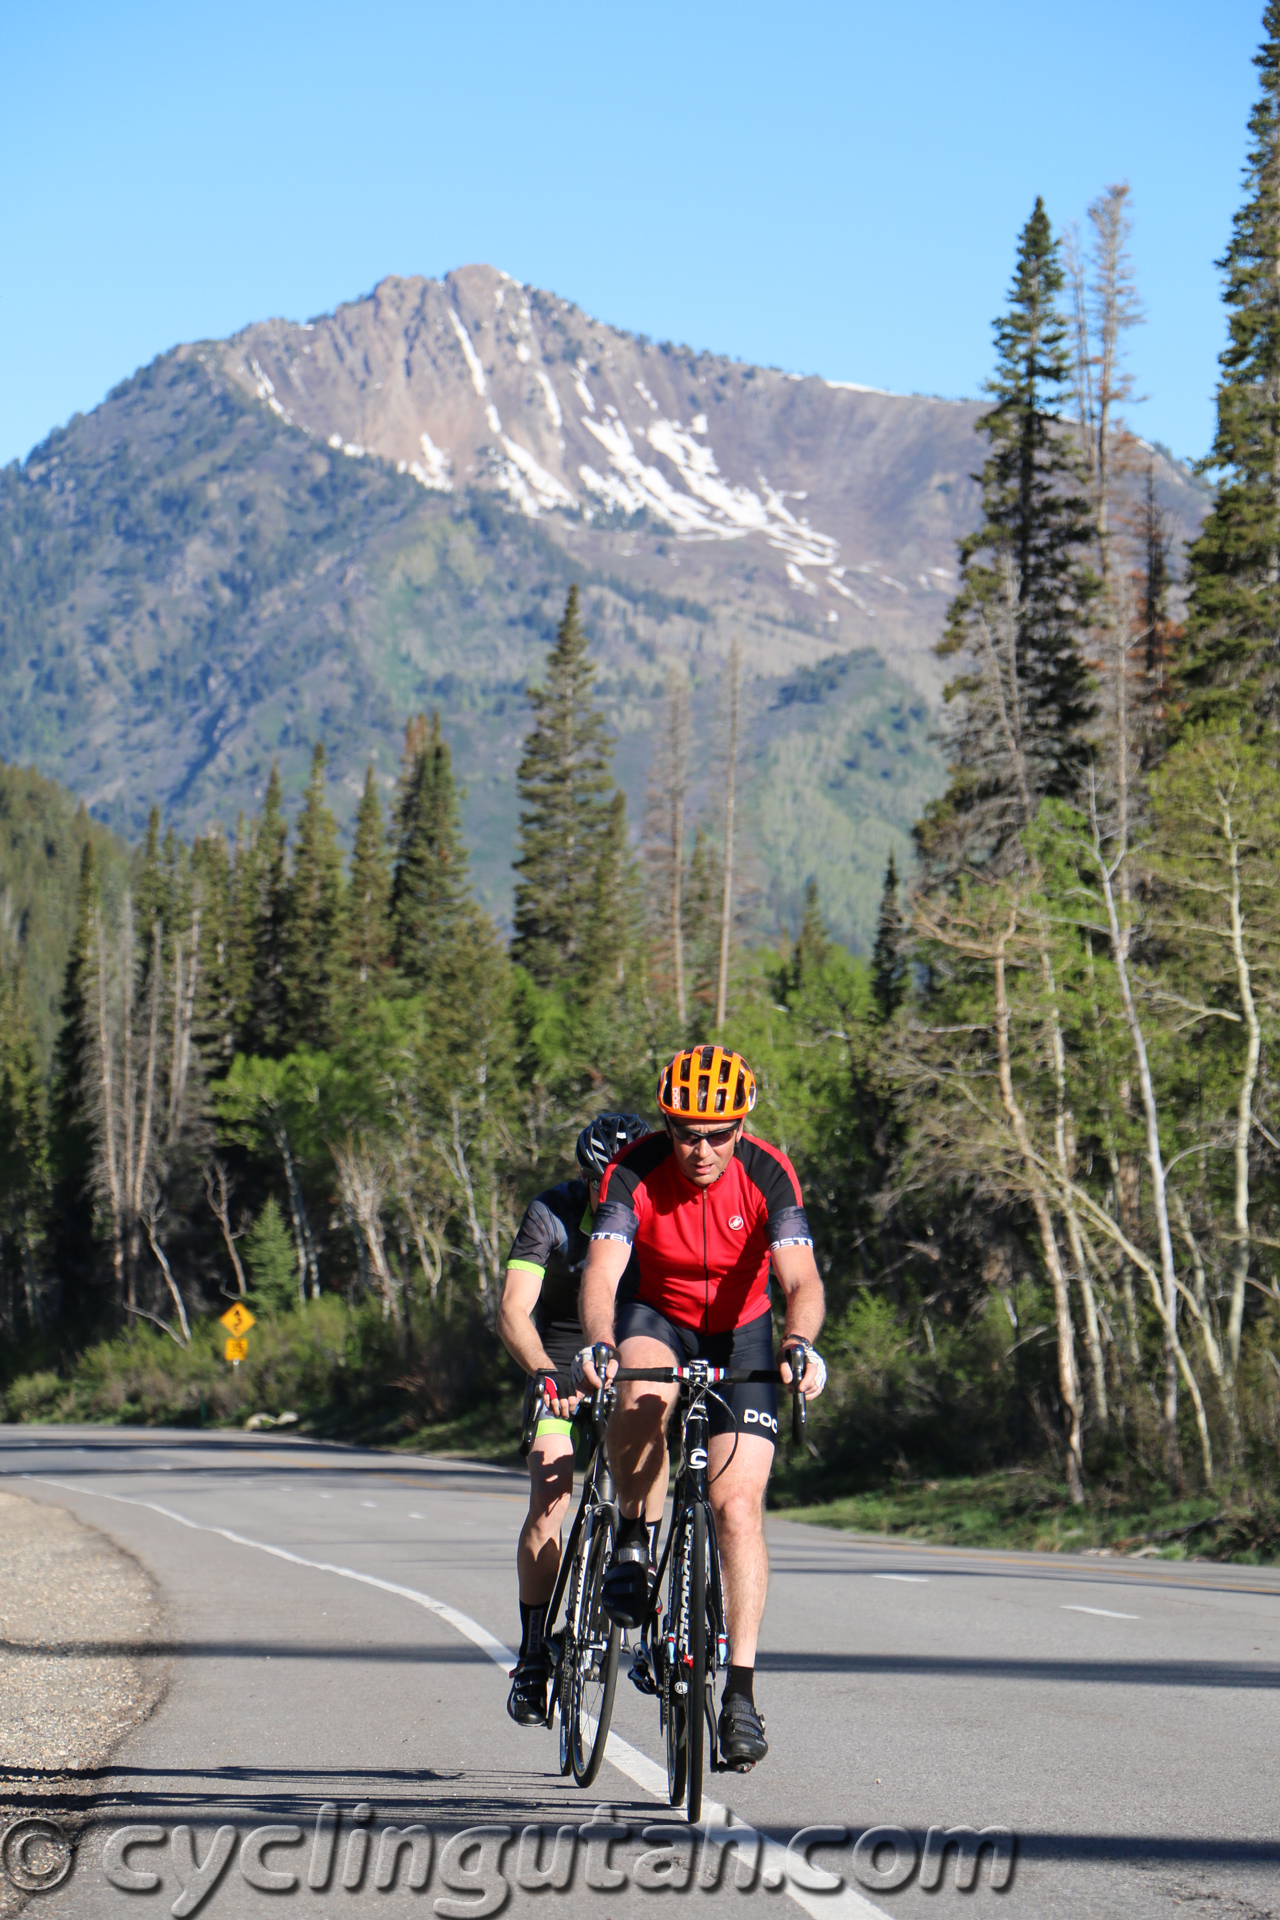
[743,1409,778,1433]
[728,1215,744,1230]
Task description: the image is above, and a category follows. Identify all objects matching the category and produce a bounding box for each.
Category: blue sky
[2,0,1263,468]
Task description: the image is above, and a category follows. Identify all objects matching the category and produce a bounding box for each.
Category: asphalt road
[1,1425,1277,1919]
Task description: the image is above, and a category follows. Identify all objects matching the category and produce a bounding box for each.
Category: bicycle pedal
[627,1646,658,1696]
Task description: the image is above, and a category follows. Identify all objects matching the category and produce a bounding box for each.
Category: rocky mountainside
[0,265,1210,947]
[220,264,996,692]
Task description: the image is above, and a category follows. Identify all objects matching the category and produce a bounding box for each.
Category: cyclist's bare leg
[706,1431,774,1665]
[606,1333,677,1522]
[518,1431,574,1605]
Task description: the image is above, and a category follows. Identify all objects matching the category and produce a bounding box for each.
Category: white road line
[1062,1604,1140,1620]
[873,1574,928,1583]
[24,1473,890,1920]
[361,1500,377,1508]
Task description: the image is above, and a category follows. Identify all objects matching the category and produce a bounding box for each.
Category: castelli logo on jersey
[728,1215,744,1230]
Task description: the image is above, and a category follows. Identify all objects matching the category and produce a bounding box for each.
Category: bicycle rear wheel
[685,1500,707,1823]
[569,1514,619,1786]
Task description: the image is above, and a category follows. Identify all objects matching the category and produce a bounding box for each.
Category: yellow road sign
[220,1303,256,1337]
[224,1336,249,1363]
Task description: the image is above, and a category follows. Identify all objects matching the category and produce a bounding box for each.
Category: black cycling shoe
[627,1642,658,1696]
[506,1657,550,1726]
[601,1540,651,1629]
[717,1693,768,1769]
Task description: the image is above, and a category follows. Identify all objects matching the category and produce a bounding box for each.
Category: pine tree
[511,586,617,985]
[390,715,469,989]
[922,199,1096,872]
[135,806,166,940]
[684,826,723,1016]
[191,825,237,1065]
[244,1195,299,1315]
[283,743,344,1049]
[0,960,49,1332]
[226,815,258,1054]
[134,809,189,953]
[247,765,290,1056]
[344,763,393,1007]
[792,878,830,993]
[576,788,639,1010]
[642,670,690,1022]
[872,852,906,1021]
[1179,3,1280,731]
[47,841,100,1325]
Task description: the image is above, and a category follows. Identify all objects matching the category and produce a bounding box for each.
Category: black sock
[724,1664,755,1705]
[618,1512,647,1549]
[519,1602,547,1660]
[646,1520,661,1564]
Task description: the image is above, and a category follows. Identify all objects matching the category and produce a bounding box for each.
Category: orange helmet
[657,1045,757,1121]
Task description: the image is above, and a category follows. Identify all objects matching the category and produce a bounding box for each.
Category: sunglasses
[668,1120,740,1150]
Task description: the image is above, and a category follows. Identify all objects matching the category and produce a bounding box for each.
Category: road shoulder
[0,1489,168,1914]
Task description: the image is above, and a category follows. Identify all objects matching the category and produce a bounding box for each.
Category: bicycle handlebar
[612,1361,808,1447]
[524,1355,811,1452]
[612,1365,783,1382]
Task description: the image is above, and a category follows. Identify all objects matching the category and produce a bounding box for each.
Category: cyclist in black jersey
[497,1112,649,1724]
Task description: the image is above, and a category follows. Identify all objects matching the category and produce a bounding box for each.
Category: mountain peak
[217,266,982,615]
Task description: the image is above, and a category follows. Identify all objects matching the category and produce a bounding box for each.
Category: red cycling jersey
[592,1132,813,1334]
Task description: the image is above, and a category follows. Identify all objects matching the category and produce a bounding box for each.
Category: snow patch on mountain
[449,308,488,398]
[250,358,293,426]
[498,436,575,513]
[574,404,846,581]
[409,429,453,491]
[534,369,563,431]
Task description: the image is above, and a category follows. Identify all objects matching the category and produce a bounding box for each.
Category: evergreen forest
[6,11,1280,1560]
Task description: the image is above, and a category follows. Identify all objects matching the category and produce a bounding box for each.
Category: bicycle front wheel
[685,1500,707,1823]
[569,1514,619,1786]
[556,1551,581,1775]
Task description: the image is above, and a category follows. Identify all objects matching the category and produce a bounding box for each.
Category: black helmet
[576,1112,650,1180]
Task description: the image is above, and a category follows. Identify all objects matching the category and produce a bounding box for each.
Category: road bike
[610,1354,806,1824]
[522,1375,621,1786]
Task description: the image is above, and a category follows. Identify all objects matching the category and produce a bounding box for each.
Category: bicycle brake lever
[785,1345,807,1447]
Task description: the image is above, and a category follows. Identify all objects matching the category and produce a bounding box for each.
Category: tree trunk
[205,1160,248,1297]
[669,686,688,1024]
[274,1119,319,1303]
[1039,941,1108,1427]
[715,638,740,1034]
[1223,797,1262,1370]
[1088,789,1206,1486]
[92,912,126,1310]
[991,921,1085,1501]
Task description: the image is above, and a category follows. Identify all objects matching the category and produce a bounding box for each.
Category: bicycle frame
[612,1355,805,1818]
[538,1383,617,1737]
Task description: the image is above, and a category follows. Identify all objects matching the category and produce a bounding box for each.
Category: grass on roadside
[774,1466,1280,1564]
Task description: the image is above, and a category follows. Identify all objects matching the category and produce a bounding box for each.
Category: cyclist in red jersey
[575,1044,827,1769]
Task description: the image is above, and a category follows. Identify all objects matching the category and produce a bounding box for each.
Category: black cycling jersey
[506,1178,595,1370]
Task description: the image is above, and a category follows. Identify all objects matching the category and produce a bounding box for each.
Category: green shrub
[4,1370,70,1422]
